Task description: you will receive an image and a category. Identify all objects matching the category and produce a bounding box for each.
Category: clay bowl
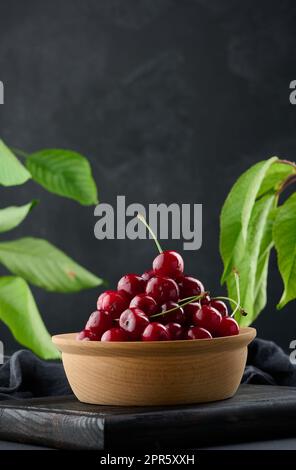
[52,327,256,406]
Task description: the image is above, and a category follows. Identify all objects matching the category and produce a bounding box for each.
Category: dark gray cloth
[0,338,295,400]
[243,337,296,386]
[0,349,72,400]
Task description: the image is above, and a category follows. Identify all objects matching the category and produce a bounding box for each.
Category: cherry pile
[77,250,240,342]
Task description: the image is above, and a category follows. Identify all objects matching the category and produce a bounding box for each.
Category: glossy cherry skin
[119,308,150,340]
[117,274,146,299]
[201,294,211,305]
[101,327,130,342]
[142,322,170,341]
[146,276,179,304]
[141,270,155,282]
[97,290,129,319]
[209,300,228,317]
[192,305,222,335]
[183,302,201,325]
[178,276,204,299]
[85,310,113,338]
[129,294,158,316]
[152,250,184,278]
[216,317,239,337]
[165,322,184,340]
[76,330,99,341]
[185,326,212,340]
[159,301,186,325]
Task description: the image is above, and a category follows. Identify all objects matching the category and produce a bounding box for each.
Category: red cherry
[165,322,184,340]
[178,276,204,299]
[146,276,179,304]
[117,274,146,299]
[216,317,239,337]
[142,322,170,341]
[76,330,99,341]
[129,294,157,316]
[193,305,222,334]
[141,270,155,282]
[185,326,212,340]
[201,294,211,305]
[119,308,150,340]
[209,300,228,316]
[101,327,130,342]
[97,291,109,307]
[152,250,184,278]
[183,302,201,325]
[97,290,129,319]
[85,310,113,338]
[159,301,186,325]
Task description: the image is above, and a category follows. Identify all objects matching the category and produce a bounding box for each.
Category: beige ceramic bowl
[52,327,256,406]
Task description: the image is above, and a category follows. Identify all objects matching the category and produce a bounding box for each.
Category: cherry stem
[213,270,244,318]
[229,270,240,318]
[137,213,163,254]
[177,295,202,302]
[212,295,239,306]
[213,296,245,317]
[150,292,209,319]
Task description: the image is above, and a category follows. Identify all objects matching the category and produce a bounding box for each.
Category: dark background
[0,0,296,354]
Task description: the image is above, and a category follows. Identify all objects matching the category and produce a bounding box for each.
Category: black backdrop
[0,0,296,354]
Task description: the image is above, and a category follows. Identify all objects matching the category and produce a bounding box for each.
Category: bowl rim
[52,327,256,355]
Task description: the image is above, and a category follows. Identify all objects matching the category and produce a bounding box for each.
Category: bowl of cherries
[53,241,256,406]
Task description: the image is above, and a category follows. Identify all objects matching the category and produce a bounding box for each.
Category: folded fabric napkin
[244,337,296,385]
[0,350,72,400]
[0,338,295,400]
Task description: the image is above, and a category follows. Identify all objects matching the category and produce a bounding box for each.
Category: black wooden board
[0,385,296,450]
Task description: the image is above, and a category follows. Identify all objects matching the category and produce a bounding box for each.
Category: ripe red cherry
[142,322,170,341]
[185,326,212,340]
[165,322,184,340]
[141,270,154,282]
[146,276,179,304]
[101,327,130,342]
[119,308,150,340]
[183,302,201,325]
[85,310,113,338]
[117,274,146,299]
[129,294,157,316]
[152,250,184,278]
[216,317,239,337]
[159,301,186,325]
[76,330,99,341]
[201,294,211,305]
[209,300,228,316]
[193,305,222,334]
[97,290,129,319]
[178,276,204,299]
